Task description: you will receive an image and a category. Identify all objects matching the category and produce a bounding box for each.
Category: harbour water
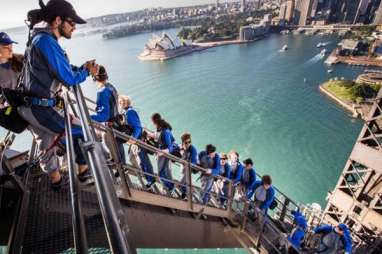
[7,28,364,208]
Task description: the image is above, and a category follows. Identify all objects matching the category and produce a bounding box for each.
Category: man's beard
[58,24,72,39]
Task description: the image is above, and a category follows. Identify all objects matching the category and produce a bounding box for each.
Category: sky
[0,0,220,30]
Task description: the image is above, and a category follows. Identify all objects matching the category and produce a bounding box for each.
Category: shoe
[145,181,155,190]
[51,176,68,191]
[78,169,94,185]
[181,193,187,200]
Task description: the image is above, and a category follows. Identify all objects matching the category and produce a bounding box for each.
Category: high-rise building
[374,1,382,24]
[294,0,314,26]
[279,2,288,20]
[216,0,219,9]
[354,0,371,23]
[286,0,295,22]
[343,0,362,24]
[311,0,319,17]
[241,0,246,12]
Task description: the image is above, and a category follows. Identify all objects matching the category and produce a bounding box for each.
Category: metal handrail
[63,91,88,254]
[71,86,135,254]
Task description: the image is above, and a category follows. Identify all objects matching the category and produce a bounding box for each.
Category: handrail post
[227,181,234,218]
[63,91,88,254]
[241,200,249,231]
[72,86,134,254]
[279,197,290,223]
[186,162,193,211]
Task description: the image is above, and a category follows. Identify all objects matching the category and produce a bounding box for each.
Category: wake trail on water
[303,52,325,66]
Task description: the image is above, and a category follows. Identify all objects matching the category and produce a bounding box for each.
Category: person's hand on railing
[126,139,136,145]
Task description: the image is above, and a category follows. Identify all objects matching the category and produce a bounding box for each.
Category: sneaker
[145,181,155,190]
[51,176,68,191]
[78,169,94,184]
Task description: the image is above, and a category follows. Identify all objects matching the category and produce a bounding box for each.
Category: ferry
[320,48,327,57]
[279,44,288,52]
[317,42,329,48]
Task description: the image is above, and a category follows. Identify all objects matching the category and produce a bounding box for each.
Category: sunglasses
[64,18,76,27]
[221,158,227,161]
[184,140,192,145]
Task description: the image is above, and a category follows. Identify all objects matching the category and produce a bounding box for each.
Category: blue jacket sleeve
[260,187,275,210]
[234,163,244,184]
[163,130,174,153]
[248,169,256,188]
[224,164,231,179]
[198,151,206,164]
[91,88,111,123]
[210,154,221,176]
[126,109,142,139]
[35,35,89,86]
[190,145,198,165]
[314,225,333,234]
[342,233,352,253]
[288,229,305,249]
[247,180,261,199]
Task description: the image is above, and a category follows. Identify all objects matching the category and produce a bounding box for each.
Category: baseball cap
[0,32,18,45]
[44,0,86,24]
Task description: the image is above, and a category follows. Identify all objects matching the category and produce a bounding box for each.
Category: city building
[285,0,295,22]
[338,39,363,56]
[354,0,372,23]
[374,1,382,24]
[294,0,314,26]
[241,0,246,12]
[279,2,287,21]
[239,23,269,41]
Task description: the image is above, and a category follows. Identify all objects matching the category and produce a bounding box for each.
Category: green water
[8,29,364,207]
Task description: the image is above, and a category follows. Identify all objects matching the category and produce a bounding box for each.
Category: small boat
[280,45,288,52]
[320,48,327,57]
[317,42,329,48]
[327,69,333,73]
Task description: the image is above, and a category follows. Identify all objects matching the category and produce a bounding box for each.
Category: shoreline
[325,48,382,67]
[318,85,360,118]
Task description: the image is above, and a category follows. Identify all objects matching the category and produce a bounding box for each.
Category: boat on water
[279,45,288,52]
[320,48,327,57]
[317,42,330,48]
[328,69,333,73]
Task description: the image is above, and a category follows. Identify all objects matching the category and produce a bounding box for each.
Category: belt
[24,96,56,107]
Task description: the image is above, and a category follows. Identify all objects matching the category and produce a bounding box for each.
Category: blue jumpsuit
[198,151,221,205]
[157,128,176,191]
[19,28,89,174]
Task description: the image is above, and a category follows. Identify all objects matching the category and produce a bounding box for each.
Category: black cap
[44,0,86,24]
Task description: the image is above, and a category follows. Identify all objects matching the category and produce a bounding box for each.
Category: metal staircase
[0,86,315,254]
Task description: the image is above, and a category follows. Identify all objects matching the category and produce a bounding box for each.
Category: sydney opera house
[139,33,195,61]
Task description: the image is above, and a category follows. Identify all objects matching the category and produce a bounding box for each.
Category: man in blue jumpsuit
[179,133,198,199]
[241,158,256,198]
[313,223,352,254]
[19,0,98,189]
[198,144,221,205]
[287,210,307,253]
